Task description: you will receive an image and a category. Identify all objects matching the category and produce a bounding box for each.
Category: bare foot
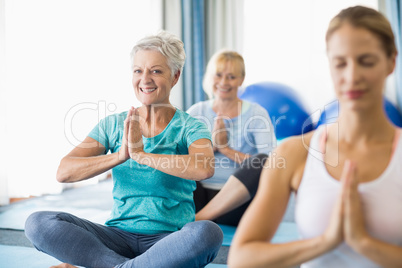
[50,263,78,268]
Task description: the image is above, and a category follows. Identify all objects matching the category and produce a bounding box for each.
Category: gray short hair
[130,31,186,76]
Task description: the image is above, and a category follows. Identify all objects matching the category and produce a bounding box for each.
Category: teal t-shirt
[88,109,212,234]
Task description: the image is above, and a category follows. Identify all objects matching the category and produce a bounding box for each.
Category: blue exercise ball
[316,98,402,127]
[239,82,314,140]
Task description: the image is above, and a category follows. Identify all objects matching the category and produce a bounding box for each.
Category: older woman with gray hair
[25,31,223,268]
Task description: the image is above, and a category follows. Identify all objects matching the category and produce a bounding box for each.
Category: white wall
[243,0,379,116]
[0,0,9,205]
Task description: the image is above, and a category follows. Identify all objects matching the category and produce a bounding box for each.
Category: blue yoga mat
[0,180,113,230]
[0,245,226,268]
[0,245,74,268]
[219,221,299,246]
[219,224,237,246]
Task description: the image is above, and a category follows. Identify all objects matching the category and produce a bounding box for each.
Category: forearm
[352,237,402,267]
[229,235,333,268]
[56,152,125,183]
[131,152,214,181]
[218,147,250,164]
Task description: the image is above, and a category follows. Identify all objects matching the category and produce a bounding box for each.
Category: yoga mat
[0,245,226,268]
[0,204,111,230]
[219,221,299,246]
[219,224,237,246]
[0,245,84,268]
[0,180,113,230]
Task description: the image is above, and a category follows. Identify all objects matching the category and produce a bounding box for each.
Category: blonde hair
[326,6,397,57]
[203,50,246,99]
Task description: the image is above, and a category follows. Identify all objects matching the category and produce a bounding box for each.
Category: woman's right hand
[322,161,355,250]
[322,190,344,250]
[117,107,134,162]
[128,107,145,159]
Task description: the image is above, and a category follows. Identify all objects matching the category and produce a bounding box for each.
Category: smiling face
[212,60,245,100]
[327,23,395,111]
[132,49,180,106]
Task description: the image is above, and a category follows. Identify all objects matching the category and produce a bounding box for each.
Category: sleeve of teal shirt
[183,112,212,147]
[88,116,111,151]
[87,112,126,154]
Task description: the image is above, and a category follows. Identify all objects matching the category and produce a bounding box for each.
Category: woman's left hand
[342,160,369,249]
[128,107,144,159]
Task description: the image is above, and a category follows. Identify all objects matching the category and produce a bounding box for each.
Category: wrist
[130,151,146,163]
[218,145,231,154]
[116,150,129,164]
[348,233,372,254]
[320,233,342,252]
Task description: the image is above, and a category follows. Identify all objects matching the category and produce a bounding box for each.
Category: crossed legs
[25,211,223,268]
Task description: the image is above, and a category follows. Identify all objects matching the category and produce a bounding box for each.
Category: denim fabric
[25,211,223,268]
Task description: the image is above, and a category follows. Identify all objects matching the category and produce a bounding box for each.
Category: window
[4,0,160,197]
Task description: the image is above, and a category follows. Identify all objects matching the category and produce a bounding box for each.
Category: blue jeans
[25,211,223,268]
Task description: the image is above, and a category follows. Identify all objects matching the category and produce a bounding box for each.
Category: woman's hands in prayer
[118,107,144,162]
[212,115,228,152]
[128,107,144,160]
[323,160,370,251]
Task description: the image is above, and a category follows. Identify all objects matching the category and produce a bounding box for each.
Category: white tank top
[295,126,402,268]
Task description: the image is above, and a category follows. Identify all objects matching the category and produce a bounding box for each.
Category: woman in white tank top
[228,6,402,268]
